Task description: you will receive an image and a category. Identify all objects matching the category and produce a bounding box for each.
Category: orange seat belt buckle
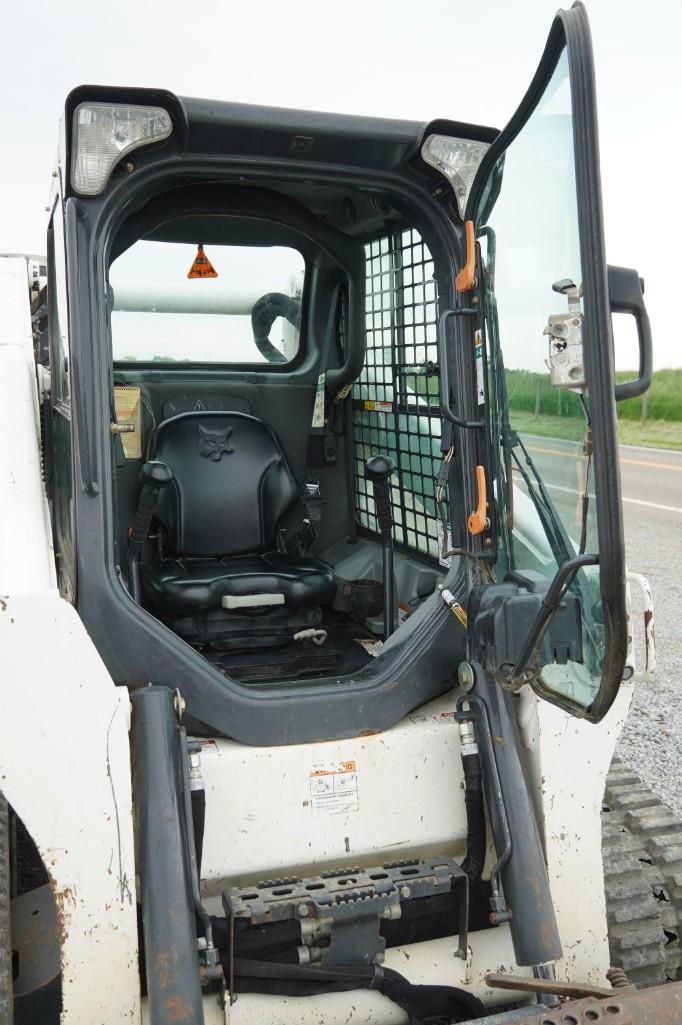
[467,465,489,535]
[455,220,475,292]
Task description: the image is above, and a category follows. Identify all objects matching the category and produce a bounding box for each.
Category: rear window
[109,241,305,365]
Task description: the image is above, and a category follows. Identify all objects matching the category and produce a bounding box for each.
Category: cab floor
[205,615,379,684]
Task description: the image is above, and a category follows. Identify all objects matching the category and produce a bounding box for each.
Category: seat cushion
[142,553,337,616]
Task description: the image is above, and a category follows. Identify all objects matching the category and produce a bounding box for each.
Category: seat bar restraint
[221,593,286,610]
[299,283,343,551]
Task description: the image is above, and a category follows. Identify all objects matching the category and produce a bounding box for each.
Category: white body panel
[0,257,56,595]
[0,256,140,1024]
[199,694,466,890]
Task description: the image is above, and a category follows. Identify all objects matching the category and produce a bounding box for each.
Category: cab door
[460,3,651,721]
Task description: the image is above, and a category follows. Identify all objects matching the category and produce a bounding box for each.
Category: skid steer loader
[1,4,675,1023]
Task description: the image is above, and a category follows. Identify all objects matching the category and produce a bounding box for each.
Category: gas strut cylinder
[364,455,396,639]
[458,666,562,969]
[131,687,206,1025]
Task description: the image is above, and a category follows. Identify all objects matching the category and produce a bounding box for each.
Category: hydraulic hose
[458,722,486,885]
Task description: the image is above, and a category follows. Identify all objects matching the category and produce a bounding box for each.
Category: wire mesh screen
[353,229,445,561]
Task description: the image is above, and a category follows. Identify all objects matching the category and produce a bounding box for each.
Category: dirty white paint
[519,682,633,987]
[199,694,468,889]
[0,257,140,1024]
[0,257,57,595]
[0,598,141,1024]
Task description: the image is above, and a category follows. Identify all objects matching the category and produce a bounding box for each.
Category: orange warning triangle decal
[187,244,218,279]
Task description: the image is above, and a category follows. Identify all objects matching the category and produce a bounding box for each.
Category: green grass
[506,368,682,423]
[509,412,682,451]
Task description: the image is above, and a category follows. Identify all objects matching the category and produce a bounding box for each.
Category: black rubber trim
[609,265,653,401]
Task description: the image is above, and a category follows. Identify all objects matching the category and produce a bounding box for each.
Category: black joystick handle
[130,461,174,547]
[127,461,174,605]
[365,455,396,639]
[365,455,395,536]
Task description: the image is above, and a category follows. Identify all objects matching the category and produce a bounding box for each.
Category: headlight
[421,135,490,219]
[71,102,172,196]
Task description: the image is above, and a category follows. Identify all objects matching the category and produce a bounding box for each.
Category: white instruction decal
[199,738,220,754]
[311,372,326,428]
[474,329,485,406]
[433,711,458,726]
[309,760,359,817]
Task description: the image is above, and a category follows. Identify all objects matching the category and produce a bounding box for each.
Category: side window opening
[353,229,445,562]
[109,240,305,366]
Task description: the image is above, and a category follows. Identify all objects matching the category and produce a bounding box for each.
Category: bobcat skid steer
[1,4,674,1024]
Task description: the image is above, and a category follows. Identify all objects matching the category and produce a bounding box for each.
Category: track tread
[603,761,682,987]
[0,793,13,1025]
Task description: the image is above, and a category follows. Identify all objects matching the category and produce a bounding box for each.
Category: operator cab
[108,182,450,683]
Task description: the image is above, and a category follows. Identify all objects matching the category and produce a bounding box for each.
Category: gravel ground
[615,498,682,816]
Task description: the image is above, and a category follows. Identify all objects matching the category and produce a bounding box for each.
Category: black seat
[139,411,335,646]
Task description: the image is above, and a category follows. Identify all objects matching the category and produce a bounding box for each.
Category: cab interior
[109,179,453,685]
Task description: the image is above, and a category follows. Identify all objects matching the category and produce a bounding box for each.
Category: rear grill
[353,230,445,561]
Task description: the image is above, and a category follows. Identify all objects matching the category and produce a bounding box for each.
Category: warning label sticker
[363,399,392,414]
[311,372,326,428]
[474,329,485,406]
[113,385,142,459]
[199,738,220,754]
[433,711,457,726]
[187,243,218,279]
[309,760,359,817]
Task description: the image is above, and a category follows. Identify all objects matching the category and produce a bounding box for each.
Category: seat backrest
[150,411,299,557]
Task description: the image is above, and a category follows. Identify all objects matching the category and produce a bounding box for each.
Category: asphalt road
[517,433,682,814]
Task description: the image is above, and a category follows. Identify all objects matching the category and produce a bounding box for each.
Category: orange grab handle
[455,220,475,292]
[467,465,488,535]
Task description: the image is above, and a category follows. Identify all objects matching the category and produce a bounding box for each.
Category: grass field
[506,368,682,450]
[509,412,682,451]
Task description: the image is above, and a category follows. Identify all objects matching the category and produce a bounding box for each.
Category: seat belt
[298,284,342,550]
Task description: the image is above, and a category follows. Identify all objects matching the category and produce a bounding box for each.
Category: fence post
[535,381,541,419]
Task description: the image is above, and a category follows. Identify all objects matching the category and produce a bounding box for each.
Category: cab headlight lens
[421,135,490,219]
[71,102,172,196]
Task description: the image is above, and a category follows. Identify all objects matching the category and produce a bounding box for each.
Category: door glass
[478,49,603,709]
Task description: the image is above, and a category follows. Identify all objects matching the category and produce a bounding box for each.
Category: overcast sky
[2,0,679,369]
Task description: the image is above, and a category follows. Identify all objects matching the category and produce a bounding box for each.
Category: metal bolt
[125,160,135,172]
[458,662,475,691]
[471,295,479,305]
[298,904,310,918]
[375,952,385,964]
[400,885,411,899]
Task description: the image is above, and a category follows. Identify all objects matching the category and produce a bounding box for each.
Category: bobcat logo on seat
[197,424,234,461]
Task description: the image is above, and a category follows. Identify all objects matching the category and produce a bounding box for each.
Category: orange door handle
[455,220,475,292]
[467,465,488,535]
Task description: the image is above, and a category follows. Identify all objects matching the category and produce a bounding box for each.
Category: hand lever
[128,461,174,602]
[365,455,396,639]
[467,465,489,536]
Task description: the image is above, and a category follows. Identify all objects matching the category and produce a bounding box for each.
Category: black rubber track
[602,759,682,988]
[0,793,13,1025]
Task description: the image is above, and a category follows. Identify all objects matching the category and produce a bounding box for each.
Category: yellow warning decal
[448,602,468,629]
[363,399,392,413]
[187,244,218,279]
[113,385,142,459]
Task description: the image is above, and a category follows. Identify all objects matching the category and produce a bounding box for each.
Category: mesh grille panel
[353,229,445,560]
